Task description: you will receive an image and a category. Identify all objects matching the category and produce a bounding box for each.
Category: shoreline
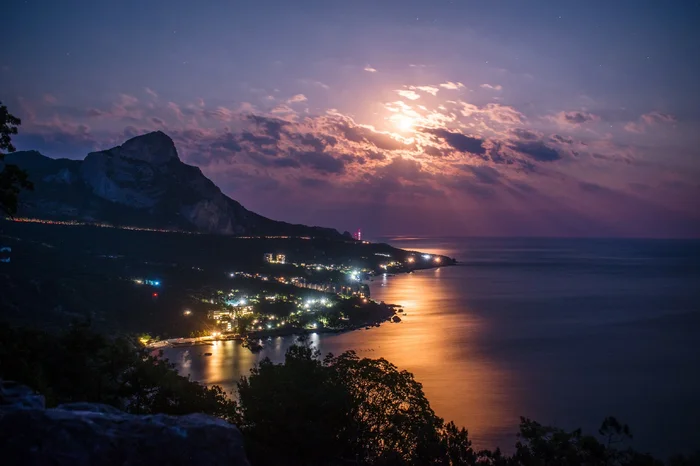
[147,263,449,351]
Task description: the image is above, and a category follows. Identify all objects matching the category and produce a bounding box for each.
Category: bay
[165,237,700,456]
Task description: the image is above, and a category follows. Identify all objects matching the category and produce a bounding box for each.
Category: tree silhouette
[0,101,33,217]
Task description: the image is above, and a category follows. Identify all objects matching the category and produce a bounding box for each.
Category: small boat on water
[203,352,212,356]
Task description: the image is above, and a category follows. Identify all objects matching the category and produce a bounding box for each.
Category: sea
[164,237,700,457]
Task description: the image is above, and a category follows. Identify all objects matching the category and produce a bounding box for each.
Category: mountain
[4,131,344,238]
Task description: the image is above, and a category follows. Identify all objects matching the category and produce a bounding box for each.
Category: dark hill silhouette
[6,131,344,238]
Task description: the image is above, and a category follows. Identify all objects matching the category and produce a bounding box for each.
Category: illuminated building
[264,253,286,264]
[352,229,362,241]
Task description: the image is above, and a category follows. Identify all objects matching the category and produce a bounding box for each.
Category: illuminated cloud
[409,85,440,96]
[624,111,677,133]
[118,94,139,107]
[364,65,378,73]
[484,104,525,124]
[439,81,465,90]
[287,94,308,104]
[11,91,698,237]
[641,111,676,125]
[396,90,421,100]
[459,101,525,125]
[271,104,296,114]
[145,87,158,99]
[480,84,503,91]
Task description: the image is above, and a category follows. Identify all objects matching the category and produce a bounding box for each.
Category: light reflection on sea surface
[166,267,516,447]
[165,238,700,455]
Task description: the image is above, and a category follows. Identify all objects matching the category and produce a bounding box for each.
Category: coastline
[146,261,451,351]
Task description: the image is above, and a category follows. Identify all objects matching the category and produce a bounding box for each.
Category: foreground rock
[0,380,249,466]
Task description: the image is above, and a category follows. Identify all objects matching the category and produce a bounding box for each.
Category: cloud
[14,91,699,238]
[364,66,378,73]
[271,104,296,115]
[287,94,308,104]
[396,90,421,100]
[624,111,677,133]
[145,87,158,99]
[483,104,525,124]
[623,122,644,133]
[43,94,58,104]
[480,84,503,91]
[439,82,465,90]
[511,140,562,162]
[118,94,139,107]
[553,111,600,125]
[423,128,486,155]
[460,102,525,125]
[333,119,415,151]
[511,128,541,141]
[550,134,574,144]
[408,85,440,96]
[294,150,346,174]
[462,164,501,184]
[641,111,676,125]
[205,106,236,122]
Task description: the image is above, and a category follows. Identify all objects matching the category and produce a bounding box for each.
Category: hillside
[5,131,344,238]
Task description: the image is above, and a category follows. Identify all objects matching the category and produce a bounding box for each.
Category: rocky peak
[111,131,179,166]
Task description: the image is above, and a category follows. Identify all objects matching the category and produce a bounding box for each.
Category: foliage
[1,324,699,466]
[236,342,475,465]
[0,101,33,216]
[236,343,700,466]
[0,322,236,420]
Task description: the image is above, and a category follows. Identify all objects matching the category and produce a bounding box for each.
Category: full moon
[393,115,416,132]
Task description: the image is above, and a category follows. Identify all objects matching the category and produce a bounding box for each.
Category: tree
[0,323,236,420]
[236,345,351,466]
[236,343,477,466]
[0,101,33,217]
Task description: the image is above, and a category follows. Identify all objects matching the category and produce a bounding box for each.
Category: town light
[407,257,415,263]
[422,254,431,260]
[434,257,442,263]
[183,309,192,316]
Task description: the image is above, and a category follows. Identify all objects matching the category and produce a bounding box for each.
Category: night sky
[4,0,699,237]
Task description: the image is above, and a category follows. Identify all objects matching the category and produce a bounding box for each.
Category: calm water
[165,237,700,456]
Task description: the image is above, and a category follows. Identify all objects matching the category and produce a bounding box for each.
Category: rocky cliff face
[0,380,250,466]
[6,132,343,237]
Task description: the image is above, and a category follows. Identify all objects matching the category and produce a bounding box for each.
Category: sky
[3,0,700,238]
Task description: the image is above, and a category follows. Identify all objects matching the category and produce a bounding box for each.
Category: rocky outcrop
[0,380,250,466]
[6,131,343,238]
